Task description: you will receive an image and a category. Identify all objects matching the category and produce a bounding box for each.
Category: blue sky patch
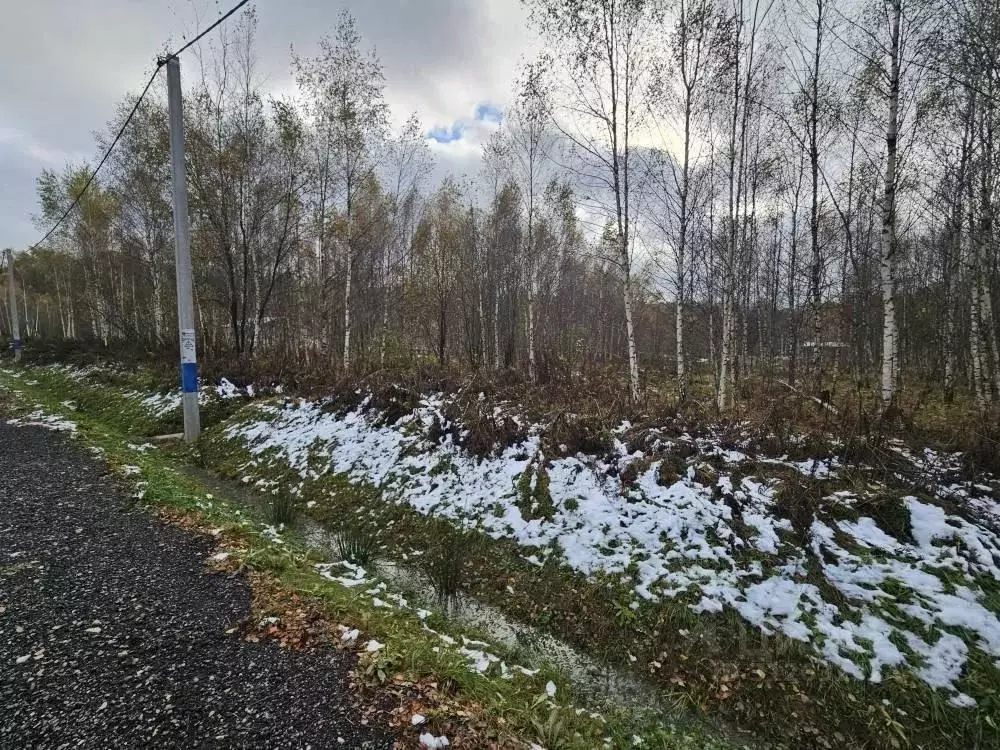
[427,123,466,144]
[426,102,503,144]
[474,102,504,124]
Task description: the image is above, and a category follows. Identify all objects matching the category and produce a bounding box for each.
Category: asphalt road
[0,422,394,749]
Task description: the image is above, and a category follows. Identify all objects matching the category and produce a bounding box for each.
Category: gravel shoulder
[0,422,394,749]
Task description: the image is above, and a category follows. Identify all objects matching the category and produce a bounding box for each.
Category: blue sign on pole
[181,362,198,394]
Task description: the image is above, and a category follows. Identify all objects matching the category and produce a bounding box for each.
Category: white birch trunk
[943,294,956,395]
[250,242,262,356]
[67,281,75,339]
[527,266,537,382]
[718,295,732,411]
[879,0,902,409]
[880,257,898,405]
[943,231,959,395]
[676,91,690,402]
[477,280,487,369]
[676,295,686,401]
[55,274,67,339]
[343,243,353,371]
[493,284,502,371]
[708,305,716,384]
[380,243,391,368]
[623,271,640,403]
[983,285,1000,398]
[971,277,987,410]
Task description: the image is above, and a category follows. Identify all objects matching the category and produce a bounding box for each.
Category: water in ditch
[298,517,670,716]
[183,464,693,724]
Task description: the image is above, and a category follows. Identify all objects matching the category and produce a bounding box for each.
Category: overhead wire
[24,0,254,254]
[27,68,159,253]
[163,0,254,62]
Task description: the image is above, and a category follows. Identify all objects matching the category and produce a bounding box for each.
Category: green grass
[336,517,381,566]
[419,518,483,607]
[267,491,297,527]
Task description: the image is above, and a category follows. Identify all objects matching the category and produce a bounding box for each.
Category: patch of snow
[340,628,360,644]
[950,692,977,708]
[136,391,183,417]
[216,378,241,399]
[6,410,77,433]
[419,733,450,748]
[219,394,1000,701]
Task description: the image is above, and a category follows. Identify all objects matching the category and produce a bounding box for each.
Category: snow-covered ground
[220,393,1000,707]
[123,378,247,417]
[5,408,77,433]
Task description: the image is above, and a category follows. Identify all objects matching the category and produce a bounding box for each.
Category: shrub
[336,519,380,566]
[421,520,482,608]
[268,492,297,527]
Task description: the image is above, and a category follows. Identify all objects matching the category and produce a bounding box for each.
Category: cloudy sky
[0,0,537,251]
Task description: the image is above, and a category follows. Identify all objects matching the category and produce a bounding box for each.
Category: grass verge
[0,364,750,750]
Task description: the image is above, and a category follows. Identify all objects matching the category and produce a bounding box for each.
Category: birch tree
[103,96,173,347]
[784,0,839,391]
[878,0,903,407]
[650,0,718,402]
[715,0,777,410]
[185,9,306,363]
[482,132,515,371]
[380,114,433,366]
[844,0,937,407]
[294,11,389,371]
[505,62,556,382]
[526,0,653,402]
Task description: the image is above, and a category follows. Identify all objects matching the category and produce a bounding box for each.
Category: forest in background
[3,0,999,417]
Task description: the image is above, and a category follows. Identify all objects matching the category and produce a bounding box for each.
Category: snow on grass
[317,560,540,680]
[419,733,450,748]
[222,395,1000,704]
[6,409,77,433]
[127,388,213,417]
[121,376,266,419]
[122,382,230,419]
[217,378,242,399]
[137,391,183,417]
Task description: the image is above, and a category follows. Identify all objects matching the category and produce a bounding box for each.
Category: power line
[163,0,254,62]
[25,0,255,254]
[28,68,159,253]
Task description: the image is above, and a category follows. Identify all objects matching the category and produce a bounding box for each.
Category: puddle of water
[299,517,662,714]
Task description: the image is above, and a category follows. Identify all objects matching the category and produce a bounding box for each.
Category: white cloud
[0,0,536,249]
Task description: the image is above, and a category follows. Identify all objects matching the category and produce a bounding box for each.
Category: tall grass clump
[421,519,483,609]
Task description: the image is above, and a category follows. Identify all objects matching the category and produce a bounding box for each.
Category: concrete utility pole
[5,249,22,362]
[164,55,200,441]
